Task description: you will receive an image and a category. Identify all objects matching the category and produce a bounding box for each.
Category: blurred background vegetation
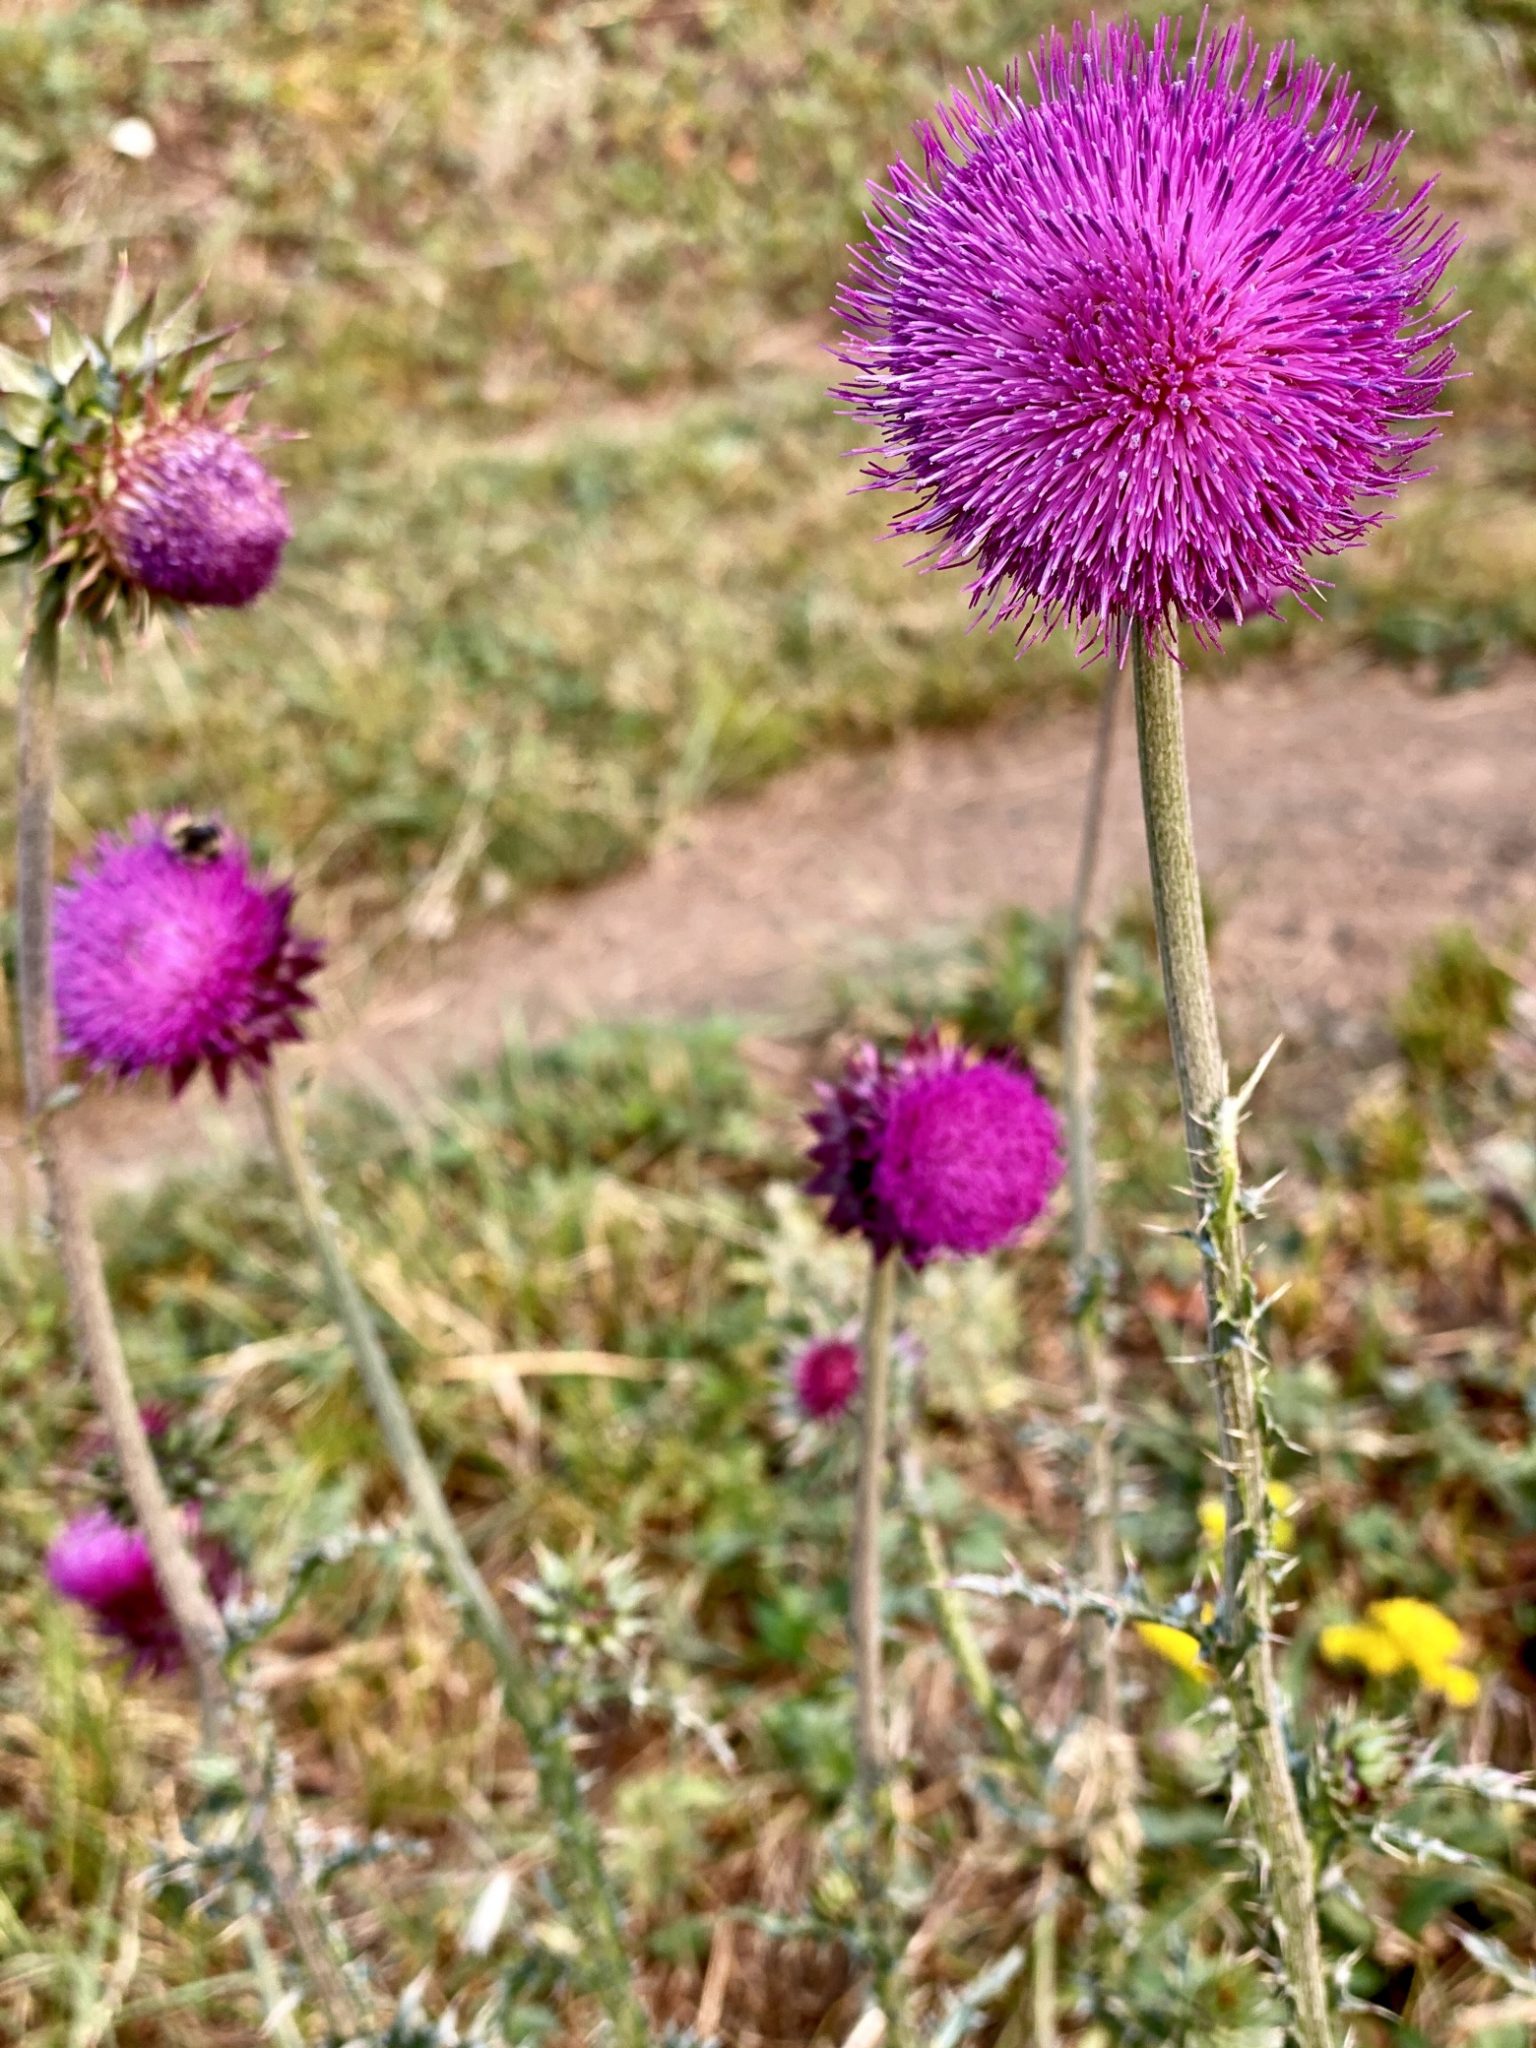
[2,1,1536,2042]
[0,0,1532,934]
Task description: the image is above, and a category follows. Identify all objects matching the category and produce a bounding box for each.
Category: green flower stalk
[1131,624,1332,2047]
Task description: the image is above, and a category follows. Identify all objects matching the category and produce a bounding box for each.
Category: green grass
[0,0,1531,942]
[3,916,1535,2042]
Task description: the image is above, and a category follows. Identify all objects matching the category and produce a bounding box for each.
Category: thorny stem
[848,1250,907,2041]
[1131,623,1333,2048]
[13,605,368,2042]
[1063,667,1124,1735]
[258,1066,649,2048]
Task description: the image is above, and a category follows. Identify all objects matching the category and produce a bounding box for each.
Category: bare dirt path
[7,651,1536,1221]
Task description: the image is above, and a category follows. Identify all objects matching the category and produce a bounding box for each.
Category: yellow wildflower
[1319,1599,1481,1709]
[1319,1621,1407,1679]
[1435,1663,1482,1709]
[1135,1621,1210,1683]
[1197,1480,1296,1553]
[1366,1598,1464,1673]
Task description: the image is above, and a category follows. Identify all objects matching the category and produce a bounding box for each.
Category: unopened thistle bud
[0,263,288,632]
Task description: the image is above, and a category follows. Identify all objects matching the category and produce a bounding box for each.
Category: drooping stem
[258,1064,648,2048]
[1062,667,1124,1736]
[13,606,367,2041]
[1130,622,1333,2048]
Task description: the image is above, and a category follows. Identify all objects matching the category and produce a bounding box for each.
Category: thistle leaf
[1,477,37,526]
[109,292,159,374]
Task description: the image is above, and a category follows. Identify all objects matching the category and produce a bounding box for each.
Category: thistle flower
[835,16,1458,656]
[0,265,286,632]
[807,1035,1062,1265]
[789,1332,863,1420]
[47,1507,235,1675]
[54,815,323,1095]
[101,421,288,608]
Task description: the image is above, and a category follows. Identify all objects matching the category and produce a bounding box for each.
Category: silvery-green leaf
[0,528,34,558]
[0,438,23,483]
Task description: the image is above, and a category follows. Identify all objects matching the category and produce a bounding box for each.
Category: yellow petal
[1197,1498,1226,1545]
[1319,1621,1408,1678]
[1432,1663,1481,1709]
[1135,1621,1210,1682]
[1367,1598,1464,1675]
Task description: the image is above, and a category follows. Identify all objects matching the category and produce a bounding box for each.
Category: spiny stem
[1062,666,1124,1741]
[1131,622,1333,2048]
[13,604,367,2042]
[258,1064,649,2048]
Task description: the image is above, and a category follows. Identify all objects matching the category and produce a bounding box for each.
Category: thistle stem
[1130,622,1333,2048]
[1062,667,1124,1739]
[851,1252,898,1795]
[258,1065,648,2048]
[849,1249,907,2038]
[13,604,367,2042]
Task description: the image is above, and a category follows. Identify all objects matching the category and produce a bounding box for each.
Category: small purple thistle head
[103,421,290,609]
[807,1035,1063,1266]
[46,1508,236,1676]
[835,17,1459,658]
[791,1334,863,1420]
[54,815,323,1096]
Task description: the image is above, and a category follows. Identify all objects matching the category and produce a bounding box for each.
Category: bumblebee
[162,813,226,864]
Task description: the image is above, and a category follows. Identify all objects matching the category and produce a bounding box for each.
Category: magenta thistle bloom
[103,422,290,609]
[791,1334,862,1420]
[54,816,323,1096]
[808,1036,1063,1265]
[47,1508,236,1675]
[835,16,1459,656]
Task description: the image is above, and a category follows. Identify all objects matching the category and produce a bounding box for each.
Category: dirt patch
[6,652,1536,1223]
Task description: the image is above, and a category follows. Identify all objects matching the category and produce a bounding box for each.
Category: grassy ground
[2,912,1534,2044]
[0,0,1532,942]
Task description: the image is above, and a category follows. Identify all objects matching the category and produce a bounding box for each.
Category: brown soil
[7,651,1536,1222]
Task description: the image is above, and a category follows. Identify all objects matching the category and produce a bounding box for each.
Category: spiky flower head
[54,814,323,1095]
[807,1033,1062,1265]
[0,262,287,632]
[47,1506,236,1675]
[835,16,1459,657]
[790,1332,862,1420]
